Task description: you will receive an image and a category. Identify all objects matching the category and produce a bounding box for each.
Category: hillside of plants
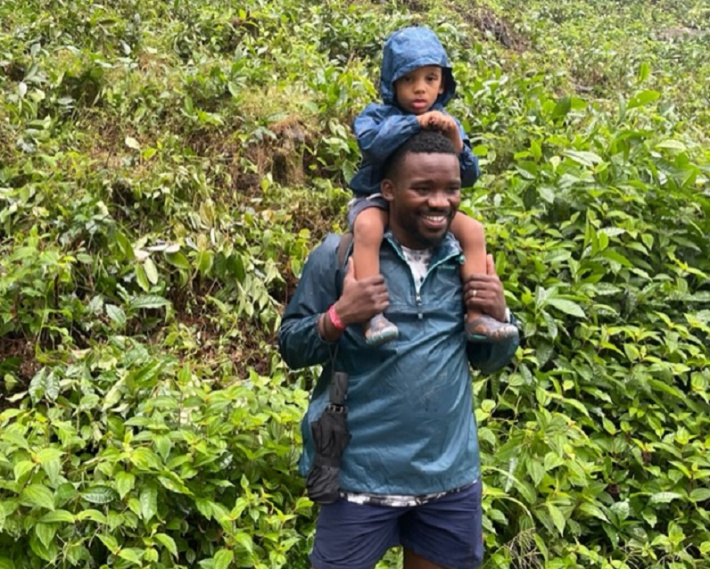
[0,0,709,567]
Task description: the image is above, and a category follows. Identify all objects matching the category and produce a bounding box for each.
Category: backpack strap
[336,232,353,269]
[332,236,351,401]
[334,232,353,298]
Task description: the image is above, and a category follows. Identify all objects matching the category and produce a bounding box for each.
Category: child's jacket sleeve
[353,103,421,163]
[452,114,481,188]
[350,104,482,195]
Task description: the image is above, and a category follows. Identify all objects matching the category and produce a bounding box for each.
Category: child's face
[394,65,445,115]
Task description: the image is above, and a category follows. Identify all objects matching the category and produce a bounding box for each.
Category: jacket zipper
[385,236,463,320]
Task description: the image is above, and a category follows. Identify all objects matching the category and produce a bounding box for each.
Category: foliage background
[0,0,709,567]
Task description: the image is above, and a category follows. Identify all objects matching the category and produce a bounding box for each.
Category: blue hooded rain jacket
[349,26,481,197]
[279,233,518,496]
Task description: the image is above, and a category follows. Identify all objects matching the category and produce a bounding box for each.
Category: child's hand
[417,111,463,152]
[416,110,445,130]
[416,111,437,129]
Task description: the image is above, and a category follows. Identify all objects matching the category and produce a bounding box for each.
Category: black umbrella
[306,371,350,504]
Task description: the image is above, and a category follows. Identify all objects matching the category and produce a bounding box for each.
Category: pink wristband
[327,304,347,331]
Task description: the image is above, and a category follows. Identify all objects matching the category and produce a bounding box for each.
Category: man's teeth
[423,214,446,222]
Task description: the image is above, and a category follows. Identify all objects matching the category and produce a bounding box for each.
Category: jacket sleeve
[278,235,340,370]
[451,115,481,188]
[353,104,421,163]
[466,331,518,374]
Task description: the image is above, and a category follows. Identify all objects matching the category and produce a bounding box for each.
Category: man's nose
[428,191,449,209]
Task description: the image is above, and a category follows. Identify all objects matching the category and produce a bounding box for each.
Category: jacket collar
[383,230,462,266]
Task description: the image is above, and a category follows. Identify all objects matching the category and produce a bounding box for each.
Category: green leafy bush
[0,338,311,568]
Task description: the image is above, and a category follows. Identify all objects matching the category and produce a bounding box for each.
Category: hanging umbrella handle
[330,371,348,405]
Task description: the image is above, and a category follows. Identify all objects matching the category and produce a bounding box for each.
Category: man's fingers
[359,273,386,286]
[341,262,357,288]
[465,274,496,287]
[467,288,489,302]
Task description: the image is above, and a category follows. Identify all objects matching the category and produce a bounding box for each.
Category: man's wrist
[328,304,347,331]
[317,306,347,343]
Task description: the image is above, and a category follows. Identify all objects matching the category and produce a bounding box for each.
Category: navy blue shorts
[310,480,483,569]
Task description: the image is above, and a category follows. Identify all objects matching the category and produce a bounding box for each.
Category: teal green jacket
[279,232,518,495]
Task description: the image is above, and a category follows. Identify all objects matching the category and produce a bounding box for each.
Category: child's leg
[352,206,398,346]
[352,207,388,280]
[451,211,486,322]
[451,212,518,343]
[450,211,487,281]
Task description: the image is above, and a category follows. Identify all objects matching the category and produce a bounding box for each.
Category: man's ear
[381,178,395,202]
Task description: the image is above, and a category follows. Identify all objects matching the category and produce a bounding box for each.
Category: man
[279,131,518,569]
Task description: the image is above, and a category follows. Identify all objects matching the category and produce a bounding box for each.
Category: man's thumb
[345,260,355,280]
[486,254,496,275]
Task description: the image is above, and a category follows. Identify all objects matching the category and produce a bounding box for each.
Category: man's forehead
[401,152,460,178]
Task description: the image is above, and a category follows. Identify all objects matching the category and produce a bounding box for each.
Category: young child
[348,26,518,346]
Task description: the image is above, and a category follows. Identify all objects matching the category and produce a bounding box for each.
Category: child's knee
[354,208,387,243]
[454,215,485,247]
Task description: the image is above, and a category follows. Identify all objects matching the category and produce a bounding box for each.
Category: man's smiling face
[382,151,461,249]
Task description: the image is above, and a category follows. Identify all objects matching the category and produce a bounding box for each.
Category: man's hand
[334,262,389,325]
[417,111,463,152]
[463,254,507,322]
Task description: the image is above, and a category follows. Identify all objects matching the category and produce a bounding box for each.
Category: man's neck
[391,231,444,250]
[385,229,451,253]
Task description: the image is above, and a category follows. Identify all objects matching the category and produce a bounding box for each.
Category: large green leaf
[39,510,75,524]
[115,471,135,499]
[650,492,683,505]
[546,298,586,318]
[546,502,566,536]
[139,482,158,522]
[130,295,171,310]
[81,486,118,505]
[154,533,178,557]
[213,549,234,569]
[22,485,55,511]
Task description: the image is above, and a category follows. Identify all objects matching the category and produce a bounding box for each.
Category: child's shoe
[364,314,399,346]
[466,315,519,343]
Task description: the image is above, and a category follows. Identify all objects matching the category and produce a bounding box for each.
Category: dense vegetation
[0,0,708,567]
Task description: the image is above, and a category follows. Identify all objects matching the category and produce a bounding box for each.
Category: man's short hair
[382,131,458,180]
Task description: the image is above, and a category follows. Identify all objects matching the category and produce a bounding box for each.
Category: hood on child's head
[379,26,456,109]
